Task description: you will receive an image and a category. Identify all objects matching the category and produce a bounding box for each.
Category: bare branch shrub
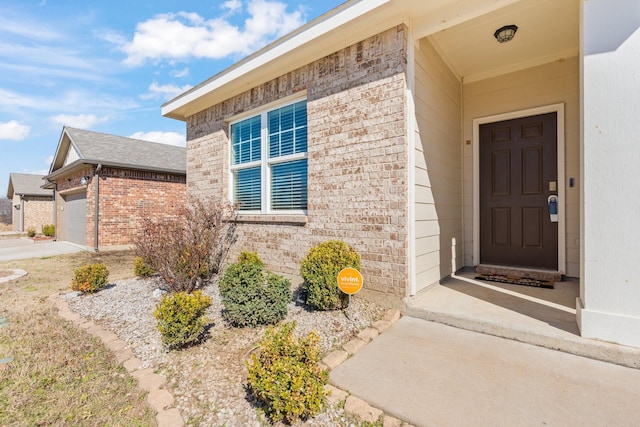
[134,199,237,293]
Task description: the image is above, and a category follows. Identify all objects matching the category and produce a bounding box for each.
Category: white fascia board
[162,0,391,120]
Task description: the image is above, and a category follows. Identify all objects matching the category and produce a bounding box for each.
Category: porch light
[80,176,90,185]
[494,25,518,43]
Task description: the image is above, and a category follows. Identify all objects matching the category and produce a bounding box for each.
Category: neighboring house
[44,127,186,250]
[7,173,54,233]
[162,0,640,348]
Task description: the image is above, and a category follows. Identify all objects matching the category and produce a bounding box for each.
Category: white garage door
[63,192,86,245]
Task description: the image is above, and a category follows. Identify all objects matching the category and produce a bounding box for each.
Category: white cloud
[222,0,243,14]
[0,16,60,41]
[45,155,54,164]
[118,0,305,66]
[170,67,189,78]
[129,131,186,147]
[50,114,109,129]
[0,120,30,141]
[0,88,139,117]
[141,81,192,101]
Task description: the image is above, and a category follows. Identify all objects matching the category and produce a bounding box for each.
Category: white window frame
[228,96,308,215]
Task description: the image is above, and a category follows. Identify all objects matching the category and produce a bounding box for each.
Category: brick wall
[88,167,186,247]
[10,194,53,232]
[186,25,409,300]
[56,166,185,247]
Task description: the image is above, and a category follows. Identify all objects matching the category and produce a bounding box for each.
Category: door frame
[472,103,566,273]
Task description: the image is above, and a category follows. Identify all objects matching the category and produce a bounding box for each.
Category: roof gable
[7,173,53,198]
[47,127,186,178]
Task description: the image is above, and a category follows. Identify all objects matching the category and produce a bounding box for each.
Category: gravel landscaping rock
[66,277,385,426]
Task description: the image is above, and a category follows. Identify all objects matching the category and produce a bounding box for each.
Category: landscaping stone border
[52,291,410,426]
[49,294,184,427]
[323,308,416,427]
[0,269,27,284]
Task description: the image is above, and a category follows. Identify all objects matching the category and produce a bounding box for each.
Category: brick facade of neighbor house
[186,26,409,301]
[56,166,186,247]
[11,194,54,233]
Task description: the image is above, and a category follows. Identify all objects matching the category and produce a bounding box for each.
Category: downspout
[52,184,57,241]
[94,164,102,252]
[20,195,24,232]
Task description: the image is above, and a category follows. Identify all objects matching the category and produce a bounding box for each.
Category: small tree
[134,199,237,293]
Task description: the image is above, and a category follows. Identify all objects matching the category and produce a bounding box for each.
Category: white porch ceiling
[425,0,579,83]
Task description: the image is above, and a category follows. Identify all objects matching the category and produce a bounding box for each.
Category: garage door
[63,192,86,245]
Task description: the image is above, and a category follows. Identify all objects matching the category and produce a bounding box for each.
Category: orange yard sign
[337,267,363,295]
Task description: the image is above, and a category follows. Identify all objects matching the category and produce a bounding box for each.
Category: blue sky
[0,0,345,195]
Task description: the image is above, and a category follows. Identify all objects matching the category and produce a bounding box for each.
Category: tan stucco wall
[462,57,580,277]
[414,38,463,292]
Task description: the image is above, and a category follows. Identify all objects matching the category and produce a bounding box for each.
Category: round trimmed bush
[153,291,212,350]
[70,263,110,293]
[133,256,155,277]
[219,261,291,327]
[300,240,360,311]
[246,321,328,423]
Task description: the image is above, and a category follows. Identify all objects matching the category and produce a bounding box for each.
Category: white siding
[413,38,463,293]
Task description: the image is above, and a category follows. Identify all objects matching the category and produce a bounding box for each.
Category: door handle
[548,195,558,223]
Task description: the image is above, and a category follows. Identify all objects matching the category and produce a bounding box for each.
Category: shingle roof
[8,173,53,198]
[64,127,186,173]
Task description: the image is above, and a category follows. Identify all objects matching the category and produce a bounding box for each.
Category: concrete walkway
[331,316,640,427]
[0,239,82,261]
[331,274,640,426]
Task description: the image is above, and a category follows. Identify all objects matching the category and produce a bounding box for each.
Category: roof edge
[161,0,391,120]
[44,160,186,182]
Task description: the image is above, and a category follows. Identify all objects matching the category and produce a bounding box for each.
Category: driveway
[0,239,83,262]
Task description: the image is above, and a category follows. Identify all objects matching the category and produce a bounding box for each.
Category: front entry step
[475,265,562,282]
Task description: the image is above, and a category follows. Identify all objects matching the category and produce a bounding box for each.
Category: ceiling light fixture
[494,25,518,43]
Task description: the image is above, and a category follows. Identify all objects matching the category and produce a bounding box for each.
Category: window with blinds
[229,98,308,213]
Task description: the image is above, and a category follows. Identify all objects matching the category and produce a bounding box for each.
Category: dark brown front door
[480,112,558,270]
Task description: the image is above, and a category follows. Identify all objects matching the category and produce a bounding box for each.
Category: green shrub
[237,251,264,267]
[246,322,328,423]
[26,227,36,238]
[42,224,55,237]
[218,261,291,327]
[300,240,361,311]
[133,256,155,277]
[153,291,212,350]
[71,263,110,293]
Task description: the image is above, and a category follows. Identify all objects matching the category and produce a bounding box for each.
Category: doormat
[475,274,554,289]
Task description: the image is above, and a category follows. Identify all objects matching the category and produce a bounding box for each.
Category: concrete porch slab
[404,272,640,369]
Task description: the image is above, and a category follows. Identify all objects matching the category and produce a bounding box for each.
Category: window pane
[268,100,307,158]
[271,159,307,210]
[234,167,261,211]
[231,116,261,165]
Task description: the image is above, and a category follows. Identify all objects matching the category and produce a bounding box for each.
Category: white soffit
[427,0,579,83]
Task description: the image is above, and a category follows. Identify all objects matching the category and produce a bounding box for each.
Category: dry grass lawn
[0,249,156,426]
